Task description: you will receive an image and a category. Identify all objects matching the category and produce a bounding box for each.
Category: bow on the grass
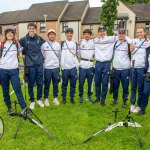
[82,121,142,144]
[10,110,59,143]
[104,121,142,132]
[10,112,38,124]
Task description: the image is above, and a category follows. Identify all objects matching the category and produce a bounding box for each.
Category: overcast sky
[0,0,103,13]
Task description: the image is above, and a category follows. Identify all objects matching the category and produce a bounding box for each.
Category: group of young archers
[0,22,149,116]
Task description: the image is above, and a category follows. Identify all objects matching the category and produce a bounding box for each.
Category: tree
[100,0,119,35]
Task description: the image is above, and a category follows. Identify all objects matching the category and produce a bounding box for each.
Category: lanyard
[47,41,59,60]
[3,43,13,57]
[132,40,145,55]
[114,41,125,51]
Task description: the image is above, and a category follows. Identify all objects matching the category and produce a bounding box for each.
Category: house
[128,3,150,37]
[0,0,149,41]
[82,1,136,39]
[0,1,68,40]
[18,1,68,40]
[60,1,89,41]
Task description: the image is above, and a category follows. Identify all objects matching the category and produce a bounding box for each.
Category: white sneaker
[53,98,60,106]
[37,100,44,108]
[44,99,50,107]
[130,105,136,112]
[132,106,141,113]
[30,102,35,110]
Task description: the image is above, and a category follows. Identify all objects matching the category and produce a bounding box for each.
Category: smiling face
[136,28,145,39]
[118,32,126,40]
[6,32,14,41]
[98,29,107,38]
[83,33,91,40]
[48,32,56,42]
[65,31,73,41]
[27,26,36,37]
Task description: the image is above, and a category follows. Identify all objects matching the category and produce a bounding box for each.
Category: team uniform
[78,39,95,102]
[19,34,45,108]
[0,41,26,111]
[138,47,150,114]
[130,39,150,112]
[112,38,132,107]
[94,36,116,104]
[0,58,2,83]
[61,40,79,103]
[41,41,61,105]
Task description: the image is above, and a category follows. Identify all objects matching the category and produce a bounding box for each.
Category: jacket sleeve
[19,37,26,48]
[145,46,150,73]
[39,37,46,46]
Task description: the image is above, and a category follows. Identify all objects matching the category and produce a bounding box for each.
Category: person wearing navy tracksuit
[78,29,95,103]
[61,28,79,104]
[41,29,61,106]
[0,28,27,114]
[138,46,150,116]
[130,27,150,113]
[110,29,132,108]
[94,26,116,106]
[19,23,45,110]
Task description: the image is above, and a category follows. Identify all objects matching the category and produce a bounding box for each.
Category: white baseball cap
[47,29,56,35]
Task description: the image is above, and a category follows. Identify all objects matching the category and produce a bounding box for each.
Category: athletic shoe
[132,106,141,113]
[70,97,75,104]
[100,99,106,107]
[130,105,136,112]
[29,102,35,110]
[53,98,60,106]
[87,97,94,104]
[137,110,145,116]
[44,99,50,107]
[122,103,127,108]
[110,100,118,106]
[61,98,66,105]
[21,107,30,115]
[93,98,100,104]
[7,108,13,115]
[37,100,44,108]
[79,97,83,103]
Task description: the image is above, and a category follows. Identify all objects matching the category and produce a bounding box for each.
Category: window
[62,22,68,32]
[40,22,46,33]
[90,25,93,31]
[114,19,127,30]
[0,25,2,34]
[145,23,149,33]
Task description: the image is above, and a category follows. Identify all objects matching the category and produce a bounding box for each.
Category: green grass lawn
[0,77,150,150]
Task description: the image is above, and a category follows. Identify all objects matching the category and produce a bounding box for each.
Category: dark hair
[83,29,92,35]
[65,28,73,33]
[27,23,37,29]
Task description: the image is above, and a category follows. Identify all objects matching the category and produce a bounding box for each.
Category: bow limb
[127,122,142,128]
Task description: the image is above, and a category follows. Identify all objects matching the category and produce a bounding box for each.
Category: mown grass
[0,75,150,150]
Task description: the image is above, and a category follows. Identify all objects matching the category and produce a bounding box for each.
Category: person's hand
[130,43,135,52]
[78,40,82,46]
[59,40,62,44]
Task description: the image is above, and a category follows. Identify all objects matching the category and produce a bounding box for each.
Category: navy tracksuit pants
[113,69,130,103]
[1,69,26,109]
[95,61,110,100]
[0,69,2,84]
[140,80,150,110]
[130,68,145,107]
[62,67,78,98]
[44,68,60,99]
[28,66,43,102]
[79,67,94,97]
